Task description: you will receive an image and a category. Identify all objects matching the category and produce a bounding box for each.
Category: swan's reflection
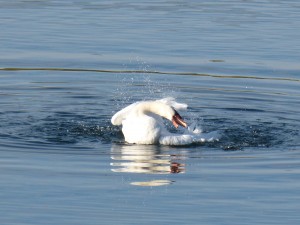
[110,144,185,175]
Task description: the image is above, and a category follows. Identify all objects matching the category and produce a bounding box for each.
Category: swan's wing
[111,102,140,125]
[156,97,187,111]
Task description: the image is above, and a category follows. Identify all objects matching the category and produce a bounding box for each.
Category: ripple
[0,67,299,152]
[17,111,296,152]
[1,67,299,82]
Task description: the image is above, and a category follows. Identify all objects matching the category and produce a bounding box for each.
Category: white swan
[111,97,220,145]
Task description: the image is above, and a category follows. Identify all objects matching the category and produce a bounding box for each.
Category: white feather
[156,97,188,110]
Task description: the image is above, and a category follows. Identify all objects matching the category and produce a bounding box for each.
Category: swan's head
[171,109,187,128]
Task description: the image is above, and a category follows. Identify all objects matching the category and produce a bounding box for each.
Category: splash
[111,59,221,146]
[159,123,221,146]
[112,57,176,112]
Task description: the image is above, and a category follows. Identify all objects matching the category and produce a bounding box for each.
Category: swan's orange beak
[172,111,187,128]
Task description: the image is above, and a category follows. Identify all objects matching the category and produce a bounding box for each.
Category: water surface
[0,1,300,224]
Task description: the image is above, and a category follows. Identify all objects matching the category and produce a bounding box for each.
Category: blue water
[0,1,300,224]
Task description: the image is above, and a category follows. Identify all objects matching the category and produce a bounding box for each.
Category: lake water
[1,1,300,224]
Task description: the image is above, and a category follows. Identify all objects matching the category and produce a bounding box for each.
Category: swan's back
[111,97,186,126]
[157,97,187,111]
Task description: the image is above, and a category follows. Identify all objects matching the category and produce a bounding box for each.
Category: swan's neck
[138,101,174,120]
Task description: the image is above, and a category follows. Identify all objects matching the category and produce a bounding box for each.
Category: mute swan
[111,97,219,145]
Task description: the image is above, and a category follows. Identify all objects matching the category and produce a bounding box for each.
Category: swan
[111,97,220,145]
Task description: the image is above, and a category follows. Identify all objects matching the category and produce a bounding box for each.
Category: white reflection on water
[110,144,185,185]
[130,179,174,187]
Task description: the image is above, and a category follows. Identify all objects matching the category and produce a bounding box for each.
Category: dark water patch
[183,112,299,151]
[221,107,266,113]
[42,112,105,121]
[27,112,120,145]
[216,120,297,151]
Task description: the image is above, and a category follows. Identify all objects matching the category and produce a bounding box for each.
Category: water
[1,1,300,224]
